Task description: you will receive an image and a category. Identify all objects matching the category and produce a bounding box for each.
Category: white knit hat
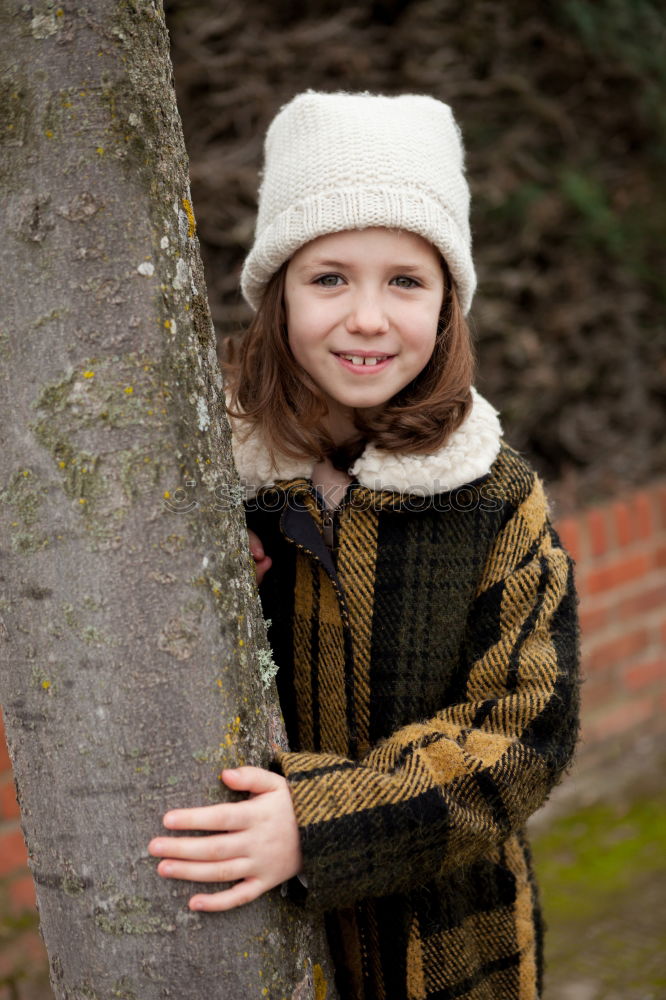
[240,90,476,315]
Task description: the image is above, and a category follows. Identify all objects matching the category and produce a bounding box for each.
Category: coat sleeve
[275,473,581,911]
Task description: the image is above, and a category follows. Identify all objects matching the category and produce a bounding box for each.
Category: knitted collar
[229,386,502,499]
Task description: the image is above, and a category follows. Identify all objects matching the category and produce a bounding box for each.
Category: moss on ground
[533,793,666,999]
[533,796,666,920]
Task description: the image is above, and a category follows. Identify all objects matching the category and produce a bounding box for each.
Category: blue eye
[315,274,343,287]
[391,276,420,288]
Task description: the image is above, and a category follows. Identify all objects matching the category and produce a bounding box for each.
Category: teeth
[339,354,389,366]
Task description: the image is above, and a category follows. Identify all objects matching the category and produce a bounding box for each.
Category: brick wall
[557,481,666,750]
[1,479,665,996]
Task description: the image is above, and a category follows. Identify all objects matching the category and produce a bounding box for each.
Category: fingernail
[161,862,173,874]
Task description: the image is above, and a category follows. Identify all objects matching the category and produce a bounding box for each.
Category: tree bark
[0,2,336,997]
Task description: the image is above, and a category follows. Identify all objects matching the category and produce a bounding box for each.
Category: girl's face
[284,228,444,434]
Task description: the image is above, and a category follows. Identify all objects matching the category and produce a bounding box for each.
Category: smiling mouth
[335,353,393,367]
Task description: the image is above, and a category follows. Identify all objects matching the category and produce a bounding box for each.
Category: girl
[148,91,580,1000]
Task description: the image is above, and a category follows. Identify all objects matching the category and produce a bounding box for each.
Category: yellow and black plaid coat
[243,434,580,1000]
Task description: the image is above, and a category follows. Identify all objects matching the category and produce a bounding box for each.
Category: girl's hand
[148,767,302,911]
[248,529,272,584]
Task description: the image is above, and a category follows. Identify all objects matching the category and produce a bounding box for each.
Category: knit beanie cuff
[241,185,476,315]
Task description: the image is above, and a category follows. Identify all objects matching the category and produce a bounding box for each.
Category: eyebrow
[298,259,351,271]
[297,260,435,273]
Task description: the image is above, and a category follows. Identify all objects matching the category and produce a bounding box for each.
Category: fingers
[247,530,264,560]
[254,554,272,585]
[162,800,253,832]
[157,856,252,884]
[189,878,264,912]
[247,530,272,583]
[159,768,279,832]
[151,769,282,859]
[220,766,283,796]
[149,831,245,862]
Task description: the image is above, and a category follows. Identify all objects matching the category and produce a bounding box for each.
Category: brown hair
[224,257,475,470]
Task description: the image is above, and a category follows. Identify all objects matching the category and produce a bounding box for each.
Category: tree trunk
[0,2,336,997]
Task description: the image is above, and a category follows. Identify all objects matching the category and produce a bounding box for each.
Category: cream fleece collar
[229,387,502,498]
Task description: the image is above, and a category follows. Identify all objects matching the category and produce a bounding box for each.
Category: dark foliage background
[164,0,665,511]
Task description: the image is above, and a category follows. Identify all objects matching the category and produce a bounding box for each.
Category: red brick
[583,697,653,742]
[661,620,666,645]
[613,500,634,547]
[579,605,610,636]
[0,778,20,821]
[586,628,649,673]
[658,484,666,531]
[0,828,28,877]
[633,491,653,541]
[614,581,666,621]
[0,714,11,775]
[7,872,37,911]
[624,658,666,692]
[587,508,609,558]
[556,517,582,563]
[586,553,651,595]
[654,544,666,570]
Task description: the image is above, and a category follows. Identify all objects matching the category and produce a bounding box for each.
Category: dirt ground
[529,732,666,1000]
[541,867,666,1000]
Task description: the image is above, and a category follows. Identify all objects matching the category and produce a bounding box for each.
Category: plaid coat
[235,390,580,1000]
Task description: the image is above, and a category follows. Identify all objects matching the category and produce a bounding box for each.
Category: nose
[344,290,390,336]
